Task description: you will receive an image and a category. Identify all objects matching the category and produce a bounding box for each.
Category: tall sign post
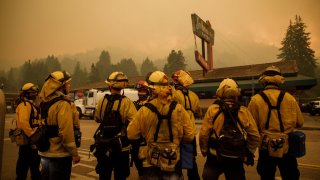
[191,14,214,76]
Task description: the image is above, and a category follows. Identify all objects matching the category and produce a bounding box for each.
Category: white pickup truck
[309,100,320,116]
[74,88,138,119]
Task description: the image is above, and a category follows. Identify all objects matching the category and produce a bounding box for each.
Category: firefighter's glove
[244,152,255,166]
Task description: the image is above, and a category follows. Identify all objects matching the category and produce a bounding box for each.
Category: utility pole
[0,89,6,176]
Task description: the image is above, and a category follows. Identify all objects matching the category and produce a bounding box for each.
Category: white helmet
[216,78,241,99]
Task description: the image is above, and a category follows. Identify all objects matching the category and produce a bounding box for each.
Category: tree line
[0,50,186,93]
[0,15,318,97]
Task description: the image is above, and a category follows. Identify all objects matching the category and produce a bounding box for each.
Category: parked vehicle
[74,88,138,119]
[309,100,320,116]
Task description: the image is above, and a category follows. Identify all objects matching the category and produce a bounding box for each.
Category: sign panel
[191,13,215,44]
[195,51,209,71]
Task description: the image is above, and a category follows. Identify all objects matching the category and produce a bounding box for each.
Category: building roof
[190,60,298,82]
[72,60,315,92]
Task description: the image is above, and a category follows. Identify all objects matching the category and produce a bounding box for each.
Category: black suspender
[258,91,286,132]
[144,101,178,142]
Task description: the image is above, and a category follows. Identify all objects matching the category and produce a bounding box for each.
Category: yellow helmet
[105,72,128,89]
[171,70,194,87]
[216,78,241,99]
[21,83,39,93]
[39,70,71,101]
[46,70,71,85]
[259,65,285,85]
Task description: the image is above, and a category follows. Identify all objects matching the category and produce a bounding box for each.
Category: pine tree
[140,57,157,76]
[278,15,317,77]
[89,63,100,83]
[96,50,112,81]
[72,61,88,88]
[163,50,186,75]
[115,58,139,77]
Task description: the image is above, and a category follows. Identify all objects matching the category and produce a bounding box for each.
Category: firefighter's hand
[244,152,254,166]
[73,155,81,164]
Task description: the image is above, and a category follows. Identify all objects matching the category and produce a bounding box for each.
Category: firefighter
[127,71,195,180]
[15,83,41,180]
[248,66,304,180]
[38,71,80,179]
[93,71,137,180]
[133,80,150,110]
[171,70,201,180]
[199,78,260,180]
[131,80,150,177]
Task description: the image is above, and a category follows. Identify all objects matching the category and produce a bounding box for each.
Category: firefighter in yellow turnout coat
[127,71,195,180]
[15,83,41,180]
[171,70,201,180]
[199,78,260,180]
[248,66,304,180]
[39,71,80,179]
[94,72,137,180]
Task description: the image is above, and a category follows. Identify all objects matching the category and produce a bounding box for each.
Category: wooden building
[72,60,317,104]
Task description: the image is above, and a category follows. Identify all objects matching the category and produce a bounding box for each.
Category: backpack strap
[144,101,178,142]
[22,100,39,129]
[212,100,244,128]
[176,85,193,113]
[40,96,70,137]
[258,91,286,132]
[102,94,123,120]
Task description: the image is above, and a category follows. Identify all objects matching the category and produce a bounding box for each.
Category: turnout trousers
[16,145,41,180]
[202,154,245,180]
[257,150,300,180]
[40,156,72,180]
[95,151,130,180]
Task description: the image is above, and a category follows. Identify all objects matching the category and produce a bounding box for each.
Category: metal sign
[195,51,209,71]
[191,13,215,44]
[191,13,214,73]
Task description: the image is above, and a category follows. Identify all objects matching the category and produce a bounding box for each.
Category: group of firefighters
[13,65,303,180]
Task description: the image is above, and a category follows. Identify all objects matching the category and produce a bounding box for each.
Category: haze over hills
[58,39,280,75]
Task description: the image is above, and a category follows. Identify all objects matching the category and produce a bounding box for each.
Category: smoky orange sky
[0,0,319,71]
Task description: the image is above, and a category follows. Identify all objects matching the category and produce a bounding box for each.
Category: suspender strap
[182,90,193,113]
[277,91,286,132]
[259,91,286,132]
[23,100,39,128]
[144,101,177,142]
